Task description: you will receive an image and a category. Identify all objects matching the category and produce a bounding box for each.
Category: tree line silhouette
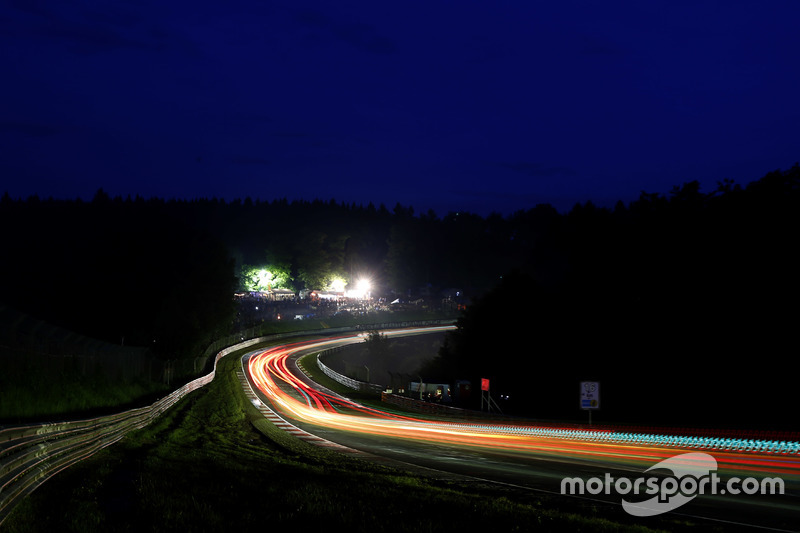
[422,165,799,430]
[1,164,798,429]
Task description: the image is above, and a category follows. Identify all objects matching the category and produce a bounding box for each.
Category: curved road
[242,327,800,531]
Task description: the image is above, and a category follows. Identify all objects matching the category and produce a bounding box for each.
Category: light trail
[246,328,800,480]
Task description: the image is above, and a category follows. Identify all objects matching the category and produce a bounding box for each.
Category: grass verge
[3,344,705,532]
[0,363,171,425]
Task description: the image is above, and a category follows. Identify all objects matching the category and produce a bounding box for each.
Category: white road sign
[580,381,600,409]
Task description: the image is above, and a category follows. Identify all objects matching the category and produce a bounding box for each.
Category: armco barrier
[0,333,278,525]
[317,348,383,393]
[0,320,451,525]
[381,392,474,417]
[315,320,457,394]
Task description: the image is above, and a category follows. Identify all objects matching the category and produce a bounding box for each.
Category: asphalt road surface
[243,327,800,531]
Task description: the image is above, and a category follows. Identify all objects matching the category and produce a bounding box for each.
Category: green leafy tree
[240,264,291,292]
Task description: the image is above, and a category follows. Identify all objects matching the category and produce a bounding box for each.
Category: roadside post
[480,378,502,413]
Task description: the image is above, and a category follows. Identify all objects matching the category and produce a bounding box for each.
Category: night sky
[2,1,799,216]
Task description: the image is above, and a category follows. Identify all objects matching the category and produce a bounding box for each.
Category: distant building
[409,381,452,402]
[270,288,295,301]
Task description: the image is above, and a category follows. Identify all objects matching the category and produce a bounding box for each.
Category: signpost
[580,381,600,425]
[480,378,502,413]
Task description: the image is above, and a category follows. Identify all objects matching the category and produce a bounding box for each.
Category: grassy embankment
[3,341,709,532]
[0,354,171,425]
[0,309,451,425]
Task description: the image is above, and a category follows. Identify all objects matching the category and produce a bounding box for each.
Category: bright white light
[330,277,346,293]
[345,277,372,299]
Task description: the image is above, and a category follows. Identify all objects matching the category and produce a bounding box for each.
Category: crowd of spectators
[232,287,461,331]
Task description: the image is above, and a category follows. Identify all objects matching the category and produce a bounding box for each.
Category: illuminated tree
[240,265,291,292]
[329,276,347,292]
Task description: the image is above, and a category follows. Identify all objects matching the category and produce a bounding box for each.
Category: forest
[422,165,799,429]
[1,164,798,429]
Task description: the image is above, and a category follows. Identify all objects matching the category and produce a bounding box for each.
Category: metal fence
[317,347,384,393]
[0,320,451,525]
[0,336,261,525]
[0,305,205,385]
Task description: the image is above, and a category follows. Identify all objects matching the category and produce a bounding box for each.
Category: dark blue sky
[2,1,799,216]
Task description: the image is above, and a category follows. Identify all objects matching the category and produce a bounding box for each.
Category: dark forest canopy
[421,165,800,429]
[2,165,799,317]
[1,165,799,429]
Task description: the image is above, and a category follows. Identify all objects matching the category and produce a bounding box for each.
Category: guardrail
[0,320,451,525]
[381,392,474,416]
[315,319,457,394]
[317,348,384,393]
[0,331,293,525]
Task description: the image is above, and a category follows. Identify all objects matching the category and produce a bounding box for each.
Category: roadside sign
[580,381,600,409]
[481,378,490,391]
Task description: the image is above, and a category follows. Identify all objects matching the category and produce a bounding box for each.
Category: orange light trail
[246,328,800,480]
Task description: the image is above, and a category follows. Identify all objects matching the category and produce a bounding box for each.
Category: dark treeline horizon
[2,164,798,429]
[422,164,799,430]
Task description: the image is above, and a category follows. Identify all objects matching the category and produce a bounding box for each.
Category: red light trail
[245,328,800,480]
